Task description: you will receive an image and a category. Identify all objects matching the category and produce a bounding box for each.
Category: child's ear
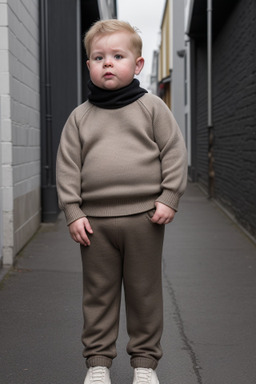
[86,60,90,70]
[135,57,144,75]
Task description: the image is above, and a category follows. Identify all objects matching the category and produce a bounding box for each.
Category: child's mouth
[104,72,114,78]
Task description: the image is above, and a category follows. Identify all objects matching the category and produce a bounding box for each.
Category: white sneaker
[84,366,111,384]
[132,368,159,384]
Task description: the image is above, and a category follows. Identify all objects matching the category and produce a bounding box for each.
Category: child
[56,19,187,384]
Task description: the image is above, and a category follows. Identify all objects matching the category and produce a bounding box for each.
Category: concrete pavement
[0,182,256,384]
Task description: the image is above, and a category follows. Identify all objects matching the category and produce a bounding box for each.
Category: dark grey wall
[40,0,102,222]
[191,0,256,237]
[195,41,208,188]
[40,0,80,221]
[212,0,256,235]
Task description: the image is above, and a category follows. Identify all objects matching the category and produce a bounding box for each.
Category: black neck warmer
[87,79,148,109]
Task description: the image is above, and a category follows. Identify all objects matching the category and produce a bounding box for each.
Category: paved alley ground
[0,182,256,384]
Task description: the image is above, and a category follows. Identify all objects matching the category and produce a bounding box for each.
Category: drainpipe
[207,0,214,198]
[40,0,58,221]
[40,0,52,187]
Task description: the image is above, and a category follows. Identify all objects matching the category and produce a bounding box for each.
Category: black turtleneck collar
[87,79,148,109]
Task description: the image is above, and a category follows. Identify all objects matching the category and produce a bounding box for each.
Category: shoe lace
[90,366,107,383]
[136,368,152,383]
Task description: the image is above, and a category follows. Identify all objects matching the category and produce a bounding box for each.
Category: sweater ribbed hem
[81,195,158,217]
[131,356,158,370]
[61,191,183,224]
[86,356,112,368]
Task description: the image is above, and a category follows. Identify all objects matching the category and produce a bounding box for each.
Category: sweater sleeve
[56,110,86,225]
[151,96,188,211]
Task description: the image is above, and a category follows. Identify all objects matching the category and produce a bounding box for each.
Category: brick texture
[0,0,40,265]
[194,0,256,237]
[195,42,208,189]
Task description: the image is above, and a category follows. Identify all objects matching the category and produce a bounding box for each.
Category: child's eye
[114,54,123,59]
[95,56,103,61]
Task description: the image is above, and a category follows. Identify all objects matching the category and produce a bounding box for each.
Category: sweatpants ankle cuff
[86,356,112,368]
[131,357,158,370]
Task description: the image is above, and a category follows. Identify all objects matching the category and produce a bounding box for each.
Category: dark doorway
[40,0,100,222]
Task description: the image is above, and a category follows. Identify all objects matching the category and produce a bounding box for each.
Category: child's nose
[103,58,113,67]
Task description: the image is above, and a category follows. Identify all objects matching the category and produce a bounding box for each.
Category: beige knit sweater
[56,93,187,225]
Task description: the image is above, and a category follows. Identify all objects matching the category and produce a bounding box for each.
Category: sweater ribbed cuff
[63,203,86,225]
[156,189,182,211]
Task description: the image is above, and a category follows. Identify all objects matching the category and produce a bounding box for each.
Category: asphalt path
[0,182,256,384]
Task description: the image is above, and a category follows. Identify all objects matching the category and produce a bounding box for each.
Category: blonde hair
[84,19,143,58]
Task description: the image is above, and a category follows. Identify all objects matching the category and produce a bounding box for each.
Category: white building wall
[0,0,40,266]
[0,0,13,265]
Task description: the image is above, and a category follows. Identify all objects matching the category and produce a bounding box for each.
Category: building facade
[158,0,187,146]
[0,0,41,266]
[186,0,256,238]
[0,0,117,268]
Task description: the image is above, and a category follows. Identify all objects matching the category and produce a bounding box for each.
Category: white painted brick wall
[0,3,8,25]
[7,0,40,191]
[0,0,40,266]
[0,1,8,265]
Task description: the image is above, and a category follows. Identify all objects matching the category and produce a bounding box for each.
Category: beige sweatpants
[80,209,165,370]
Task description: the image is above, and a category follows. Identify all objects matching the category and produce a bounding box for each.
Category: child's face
[87,31,144,90]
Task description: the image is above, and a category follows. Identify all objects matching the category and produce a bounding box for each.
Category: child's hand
[151,202,176,225]
[68,217,93,246]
